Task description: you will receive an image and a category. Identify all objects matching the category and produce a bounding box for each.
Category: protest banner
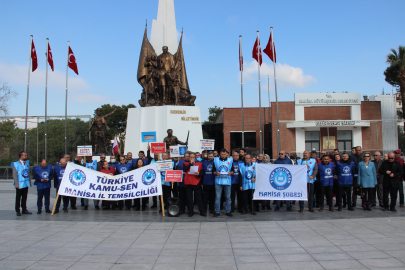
[150,143,166,154]
[253,164,307,201]
[200,139,215,150]
[77,145,92,156]
[52,163,164,216]
[156,160,174,187]
[169,145,187,157]
[165,170,183,182]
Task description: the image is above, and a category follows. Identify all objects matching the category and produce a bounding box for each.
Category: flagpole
[271,27,281,155]
[65,41,69,155]
[45,38,49,160]
[267,75,271,123]
[240,35,245,148]
[257,31,263,154]
[25,35,33,153]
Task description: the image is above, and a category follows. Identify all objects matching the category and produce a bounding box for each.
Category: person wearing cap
[394,150,404,207]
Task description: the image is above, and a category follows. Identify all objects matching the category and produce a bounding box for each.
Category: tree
[203,106,223,124]
[0,81,18,116]
[384,46,405,116]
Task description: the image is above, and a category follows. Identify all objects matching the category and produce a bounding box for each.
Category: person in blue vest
[212,148,234,217]
[12,151,32,216]
[134,150,149,166]
[33,159,54,214]
[201,152,216,214]
[159,152,175,213]
[274,150,294,211]
[239,154,257,215]
[85,156,99,210]
[230,151,243,213]
[317,155,335,212]
[177,152,190,214]
[334,152,355,211]
[54,157,70,213]
[296,150,318,213]
[111,156,133,210]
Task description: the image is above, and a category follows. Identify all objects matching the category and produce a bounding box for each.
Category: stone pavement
[1,180,405,269]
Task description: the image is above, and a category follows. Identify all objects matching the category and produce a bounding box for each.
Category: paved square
[1,180,405,269]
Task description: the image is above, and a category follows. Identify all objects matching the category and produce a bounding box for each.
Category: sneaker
[37,210,42,214]
[226,212,233,217]
[287,206,292,211]
[274,206,280,211]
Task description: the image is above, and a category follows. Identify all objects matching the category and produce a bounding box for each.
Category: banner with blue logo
[253,164,307,201]
[58,163,162,200]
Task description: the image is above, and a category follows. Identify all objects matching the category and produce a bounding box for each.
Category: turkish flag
[263,31,276,63]
[31,40,38,72]
[239,38,243,71]
[68,46,79,75]
[46,43,54,71]
[252,36,262,66]
[113,136,120,155]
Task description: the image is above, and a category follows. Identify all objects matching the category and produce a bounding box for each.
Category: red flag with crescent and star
[46,43,54,71]
[252,36,262,66]
[31,39,38,72]
[263,31,276,63]
[68,46,79,75]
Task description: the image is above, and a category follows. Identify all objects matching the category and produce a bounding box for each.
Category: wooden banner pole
[160,194,165,217]
[51,194,59,215]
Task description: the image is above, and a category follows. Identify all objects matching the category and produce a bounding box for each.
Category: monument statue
[163,129,188,152]
[87,107,117,154]
[137,25,196,107]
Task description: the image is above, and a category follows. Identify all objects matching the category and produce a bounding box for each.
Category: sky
[1,0,405,127]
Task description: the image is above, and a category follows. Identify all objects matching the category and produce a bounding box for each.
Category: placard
[200,139,215,150]
[165,170,183,182]
[322,136,336,149]
[156,160,173,172]
[170,145,187,157]
[141,131,157,142]
[150,143,166,154]
[77,146,92,156]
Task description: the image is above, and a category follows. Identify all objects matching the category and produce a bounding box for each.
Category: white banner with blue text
[253,164,307,201]
[58,163,162,200]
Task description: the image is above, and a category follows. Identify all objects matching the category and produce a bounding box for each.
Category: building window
[230,132,256,149]
[305,131,320,152]
[337,130,352,152]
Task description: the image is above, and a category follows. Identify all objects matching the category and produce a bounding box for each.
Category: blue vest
[239,162,256,190]
[296,158,316,183]
[11,161,30,188]
[54,164,67,188]
[336,161,355,185]
[202,160,215,185]
[33,165,53,189]
[231,161,242,185]
[86,160,98,171]
[214,157,233,185]
[317,162,335,187]
[160,161,175,186]
[112,163,132,174]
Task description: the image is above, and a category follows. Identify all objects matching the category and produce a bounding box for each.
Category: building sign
[322,136,336,149]
[295,93,361,106]
[316,121,355,126]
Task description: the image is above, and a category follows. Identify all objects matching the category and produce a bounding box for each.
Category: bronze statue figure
[163,129,188,152]
[87,107,117,154]
[137,25,196,107]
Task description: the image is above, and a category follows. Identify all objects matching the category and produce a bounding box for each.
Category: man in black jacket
[378,152,403,212]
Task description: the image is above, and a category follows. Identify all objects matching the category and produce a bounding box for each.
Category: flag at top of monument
[68,46,79,75]
[252,36,262,66]
[263,30,276,63]
[46,43,54,71]
[31,39,38,72]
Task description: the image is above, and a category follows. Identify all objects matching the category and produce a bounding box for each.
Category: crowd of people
[11,145,404,217]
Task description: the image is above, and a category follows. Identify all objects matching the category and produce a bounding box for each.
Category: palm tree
[384,46,405,120]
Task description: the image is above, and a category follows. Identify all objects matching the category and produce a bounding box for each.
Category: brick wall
[271,102,295,159]
[361,101,383,151]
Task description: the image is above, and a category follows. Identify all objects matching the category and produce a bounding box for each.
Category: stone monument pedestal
[124,106,203,155]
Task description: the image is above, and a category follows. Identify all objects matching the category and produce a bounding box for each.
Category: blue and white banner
[58,163,162,200]
[253,164,307,201]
